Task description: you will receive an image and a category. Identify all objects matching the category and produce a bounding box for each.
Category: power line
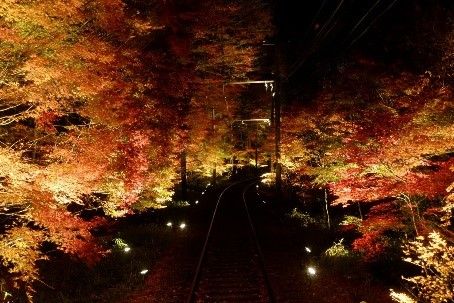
[347,0,400,49]
[347,0,384,39]
[285,0,400,80]
[286,0,346,79]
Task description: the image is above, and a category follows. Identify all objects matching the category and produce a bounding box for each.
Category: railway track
[187,180,275,303]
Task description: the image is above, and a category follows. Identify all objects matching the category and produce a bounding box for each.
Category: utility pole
[274,40,287,195]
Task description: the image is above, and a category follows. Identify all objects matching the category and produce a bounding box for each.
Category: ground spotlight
[307,266,317,276]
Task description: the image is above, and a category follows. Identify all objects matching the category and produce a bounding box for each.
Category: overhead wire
[287,1,339,76]
[286,0,400,81]
[312,0,346,46]
[347,0,400,49]
[347,0,384,39]
[286,0,346,79]
[302,0,329,42]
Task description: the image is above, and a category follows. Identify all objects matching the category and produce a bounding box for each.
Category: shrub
[324,238,350,258]
[288,208,315,227]
[389,289,416,303]
[340,215,363,227]
[165,200,190,208]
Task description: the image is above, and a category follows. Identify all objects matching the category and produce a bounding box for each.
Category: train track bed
[188,180,274,303]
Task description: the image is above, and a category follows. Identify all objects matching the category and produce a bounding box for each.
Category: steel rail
[242,182,276,303]
[186,178,257,303]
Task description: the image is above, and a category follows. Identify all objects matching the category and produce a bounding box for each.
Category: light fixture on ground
[307,266,317,276]
[124,246,131,253]
[140,269,148,275]
[179,222,186,230]
[166,221,172,227]
[305,247,311,253]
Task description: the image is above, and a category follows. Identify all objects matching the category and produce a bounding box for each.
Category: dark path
[119,179,393,303]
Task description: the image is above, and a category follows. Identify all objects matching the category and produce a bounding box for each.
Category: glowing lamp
[307,266,317,276]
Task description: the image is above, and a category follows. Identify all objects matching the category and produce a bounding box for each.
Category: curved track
[186,179,275,303]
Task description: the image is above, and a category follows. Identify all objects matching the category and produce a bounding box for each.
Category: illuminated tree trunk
[211,107,216,184]
[212,167,216,185]
[274,80,283,194]
[233,156,238,176]
[400,194,420,236]
[357,201,363,220]
[255,146,258,170]
[181,150,187,200]
[255,123,258,170]
[324,188,331,229]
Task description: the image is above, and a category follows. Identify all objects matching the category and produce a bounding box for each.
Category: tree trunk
[400,194,420,236]
[324,188,331,229]
[255,123,258,170]
[357,201,363,220]
[255,146,258,170]
[212,166,216,185]
[274,79,282,194]
[233,156,237,176]
[211,107,216,185]
[180,150,187,200]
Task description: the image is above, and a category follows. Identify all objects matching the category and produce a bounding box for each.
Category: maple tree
[278,7,454,270]
[281,61,453,208]
[0,0,273,299]
[390,231,454,303]
[0,0,179,298]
